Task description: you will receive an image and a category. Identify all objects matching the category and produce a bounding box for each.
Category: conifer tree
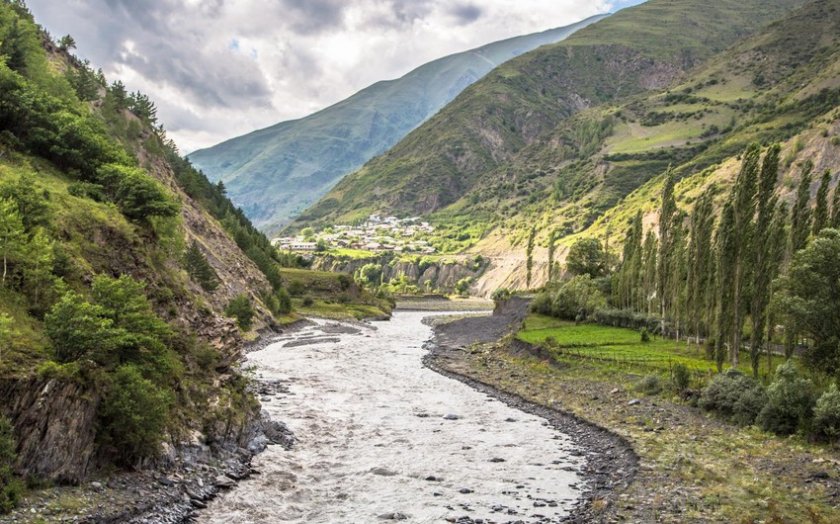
[812,170,832,235]
[184,241,219,292]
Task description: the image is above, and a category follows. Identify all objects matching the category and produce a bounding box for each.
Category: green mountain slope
[294,0,807,231]
[188,15,606,232]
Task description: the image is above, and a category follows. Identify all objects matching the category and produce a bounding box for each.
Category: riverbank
[426,299,840,522]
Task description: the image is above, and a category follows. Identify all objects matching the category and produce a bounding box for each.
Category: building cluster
[272,214,436,253]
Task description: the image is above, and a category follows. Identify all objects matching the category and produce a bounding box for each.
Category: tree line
[542,143,840,380]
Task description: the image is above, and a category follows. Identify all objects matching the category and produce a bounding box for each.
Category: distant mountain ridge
[188,14,608,232]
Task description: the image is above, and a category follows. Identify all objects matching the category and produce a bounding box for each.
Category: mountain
[187,15,607,232]
[292,0,821,292]
[295,0,807,232]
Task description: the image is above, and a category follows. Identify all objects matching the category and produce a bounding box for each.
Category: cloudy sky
[28,0,643,153]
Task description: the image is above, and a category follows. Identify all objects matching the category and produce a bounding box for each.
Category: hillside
[188,15,606,232]
[0,2,386,515]
[294,0,807,231]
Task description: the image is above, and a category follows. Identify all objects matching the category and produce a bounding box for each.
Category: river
[197,311,585,523]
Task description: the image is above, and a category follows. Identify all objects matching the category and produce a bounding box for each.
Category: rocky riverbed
[196,311,593,523]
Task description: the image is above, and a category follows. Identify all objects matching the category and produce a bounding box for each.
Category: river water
[197,311,585,523]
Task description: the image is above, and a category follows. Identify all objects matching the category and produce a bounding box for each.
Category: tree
[831,185,840,229]
[813,170,832,235]
[748,145,781,377]
[128,91,157,124]
[790,162,813,254]
[780,229,840,374]
[0,415,22,514]
[184,241,219,292]
[657,167,679,326]
[617,212,643,310]
[714,202,736,371]
[57,34,76,51]
[566,237,608,278]
[0,173,50,230]
[687,189,715,343]
[525,226,536,288]
[547,230,558,283]
[108,80,128,109]
[225,294,254,331]
[728,143,760,367]
[0,198,24,285]
[98,365,172,465]
[0,313,12,366]
[97,164,179,222]
[641,231,658,315]
[45,292,117,363]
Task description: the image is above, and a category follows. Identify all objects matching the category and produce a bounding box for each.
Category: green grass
[517,314,786,376]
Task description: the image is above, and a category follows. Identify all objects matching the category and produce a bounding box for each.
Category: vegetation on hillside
[532,142,840,441]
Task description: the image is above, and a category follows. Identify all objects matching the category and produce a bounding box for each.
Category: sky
[28,0,644,154]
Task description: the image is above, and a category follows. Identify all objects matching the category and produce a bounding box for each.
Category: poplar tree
[642,231,658,315]
[715,202,736,371]
[547,230,558,283]
[831,185,840,229]
[687,188,715,343]
[625,212,644,310]
[729,144,760,367]
[790,162,813,254]
[748,145,780,377]
[658,167,678,326]
[813,170,832,235]
[525,226,536,288]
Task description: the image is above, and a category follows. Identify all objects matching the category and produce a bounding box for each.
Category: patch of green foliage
[0,415,22,514]
[225,294,254,331]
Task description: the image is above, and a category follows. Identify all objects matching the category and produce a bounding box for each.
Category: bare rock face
[0,377,99,484]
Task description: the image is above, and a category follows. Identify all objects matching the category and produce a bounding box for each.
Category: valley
[4,0,840,523]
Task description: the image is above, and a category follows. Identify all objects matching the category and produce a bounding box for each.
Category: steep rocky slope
[188,15,605,232]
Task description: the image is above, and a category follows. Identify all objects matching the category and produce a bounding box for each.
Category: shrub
[537,275,606,321]
[699,370,767,426]
[67,181,107,202]
[454,277,473,297]
[301,296,314,307]
[812,383,840,442]
[757,361,816,436]
[671,363,690,393]
[637,374,662,395]
[45,292,117,363]
[491,288,511,305]
[225,294,254,331]
[98,365,173,465]
[640,328,651,343]
[0,416,22,514]
[183,241,219,292]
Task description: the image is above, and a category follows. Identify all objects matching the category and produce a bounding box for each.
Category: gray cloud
[26,0,621,152]
[450,3,483,24]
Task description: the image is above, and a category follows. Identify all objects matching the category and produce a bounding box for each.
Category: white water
[198,311,585,523]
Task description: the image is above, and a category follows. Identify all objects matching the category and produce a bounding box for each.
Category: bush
[301,296,314,307]
[454,277,473,297]
[98,365,173,465]
[757,360,816,436]
[671,363,690,393]
[183,241,219,292]
[812,383,840,442]
[0,416,22,514]
[640,328,651,343]
[637,374,662,395]
[699,370,767,426]
[491,288,511,304]
[225,294,254,331]
[534,275,606,321]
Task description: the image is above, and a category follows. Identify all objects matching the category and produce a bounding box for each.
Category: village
[272,214,437,253]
